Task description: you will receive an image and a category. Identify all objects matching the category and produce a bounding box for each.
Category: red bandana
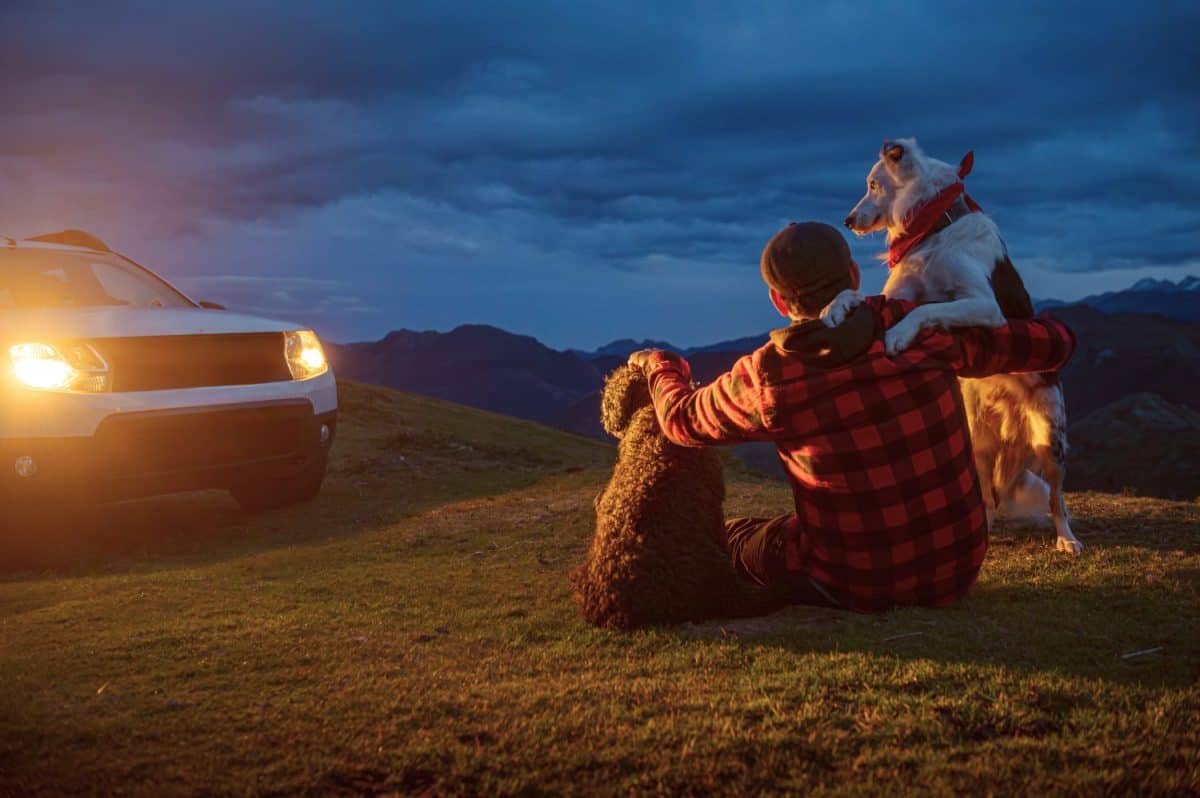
[887,151,982,269]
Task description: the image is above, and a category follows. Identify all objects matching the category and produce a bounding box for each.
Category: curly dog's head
[600,365,652,439]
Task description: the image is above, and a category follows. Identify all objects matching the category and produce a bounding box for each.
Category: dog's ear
[881,140,905,163]
[600,365,652,439]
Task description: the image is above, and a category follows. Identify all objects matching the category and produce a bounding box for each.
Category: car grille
[93,401,313,477]
[91,333,293,392]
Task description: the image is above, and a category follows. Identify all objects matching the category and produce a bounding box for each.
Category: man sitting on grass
[627,222,1076,612]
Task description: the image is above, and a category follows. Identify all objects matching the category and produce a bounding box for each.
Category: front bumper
[1,401,337,504]
[0,369,338,439]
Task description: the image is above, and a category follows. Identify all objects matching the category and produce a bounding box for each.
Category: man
[628,222,1076,612]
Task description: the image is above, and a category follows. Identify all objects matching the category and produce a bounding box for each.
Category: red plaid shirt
[643,296,1076,612]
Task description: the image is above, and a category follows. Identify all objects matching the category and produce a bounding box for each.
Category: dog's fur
[571,366,781,630]
[826,138,1081,555]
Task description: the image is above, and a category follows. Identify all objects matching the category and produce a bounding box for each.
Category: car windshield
[0,248,194,310]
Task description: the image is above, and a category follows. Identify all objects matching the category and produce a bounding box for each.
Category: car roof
[1,229,201,307]
[2,229,115,255]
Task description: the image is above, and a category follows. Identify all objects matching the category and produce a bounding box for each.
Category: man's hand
[627,349,657,371]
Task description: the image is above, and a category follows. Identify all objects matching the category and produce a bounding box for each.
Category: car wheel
[231,454,327,512]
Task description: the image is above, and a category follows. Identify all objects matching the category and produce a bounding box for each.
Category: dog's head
[600,365,653,439]
[844,138,959,238]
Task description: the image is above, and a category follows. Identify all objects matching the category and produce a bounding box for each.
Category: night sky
[3,2,1197,349]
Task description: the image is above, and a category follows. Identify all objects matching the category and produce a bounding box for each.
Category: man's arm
[864,295,918,330]
[637,350,772,447]
[951,313,1077,377]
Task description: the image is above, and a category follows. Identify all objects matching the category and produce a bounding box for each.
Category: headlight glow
[11,343,75,390]
[285,330,328,380]
[8,342,110,393]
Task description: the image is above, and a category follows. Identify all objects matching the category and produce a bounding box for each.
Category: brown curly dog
[571,365,781,630]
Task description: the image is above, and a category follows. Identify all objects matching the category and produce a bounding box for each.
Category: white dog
[824,138,1082,555]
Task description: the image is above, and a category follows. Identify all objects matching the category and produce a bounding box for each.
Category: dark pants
[723,515,842,608]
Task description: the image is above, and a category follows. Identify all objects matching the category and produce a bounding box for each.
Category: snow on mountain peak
[1130,277,1170,292]
[1128,276,1200,293]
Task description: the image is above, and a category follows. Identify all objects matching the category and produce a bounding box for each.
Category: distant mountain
[573,332,774,360]
[325,324,602,425]
[328,306,1199,497]
[1068,393,1200,499]
[326,324,777,471]
[571,338,678,360]
[1038,274,1200,321]
[685,334,770,356]
[1128,275,1200,292]
[1050,305,1200,419]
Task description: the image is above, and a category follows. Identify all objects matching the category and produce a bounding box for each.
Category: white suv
[0,230,337,514]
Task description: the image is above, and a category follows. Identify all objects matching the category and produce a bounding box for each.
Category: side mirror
[198,300,226,310]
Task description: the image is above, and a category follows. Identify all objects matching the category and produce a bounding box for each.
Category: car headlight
[9,342,111,393]
[285,330,328,380]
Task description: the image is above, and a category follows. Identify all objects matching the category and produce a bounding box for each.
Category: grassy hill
[1,381,1197,795]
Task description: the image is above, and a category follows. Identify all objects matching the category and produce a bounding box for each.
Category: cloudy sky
[3,1,1197,348]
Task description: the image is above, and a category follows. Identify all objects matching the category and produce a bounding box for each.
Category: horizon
[4,2,1198,350]
[335,270,1200,350]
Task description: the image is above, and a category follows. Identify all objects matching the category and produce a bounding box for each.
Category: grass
[1,380,1197,795]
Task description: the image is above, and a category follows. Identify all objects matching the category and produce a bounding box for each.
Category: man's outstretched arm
[633,350,772,447]
[951,313,1077,377]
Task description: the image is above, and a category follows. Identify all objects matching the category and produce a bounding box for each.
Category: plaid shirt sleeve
[951,313,1077,377]
[643,350,772,447]
[865,295,918,328]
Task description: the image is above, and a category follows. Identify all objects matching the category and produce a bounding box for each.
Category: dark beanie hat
[760,222,853,303]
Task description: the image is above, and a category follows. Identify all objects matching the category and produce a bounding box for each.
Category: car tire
[231,453,328,513]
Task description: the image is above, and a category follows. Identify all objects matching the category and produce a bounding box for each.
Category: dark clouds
[2,1,1198,347]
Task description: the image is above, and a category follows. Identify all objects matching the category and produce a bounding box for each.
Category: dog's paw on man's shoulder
[820,289,865,328]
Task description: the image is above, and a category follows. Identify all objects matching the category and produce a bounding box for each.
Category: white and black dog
[824,137,1082,555]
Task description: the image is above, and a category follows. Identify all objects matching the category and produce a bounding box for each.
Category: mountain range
[326,277,1200,499]
[327,325,601,426]
[561,276,1199,360]
[1037,274,1200,322]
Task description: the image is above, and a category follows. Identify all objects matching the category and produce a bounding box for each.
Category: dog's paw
[820,289,863,328]
[884,320,920,354]
[1055,536,1084,556]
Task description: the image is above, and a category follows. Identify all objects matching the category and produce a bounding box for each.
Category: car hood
[0,307,302,340]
